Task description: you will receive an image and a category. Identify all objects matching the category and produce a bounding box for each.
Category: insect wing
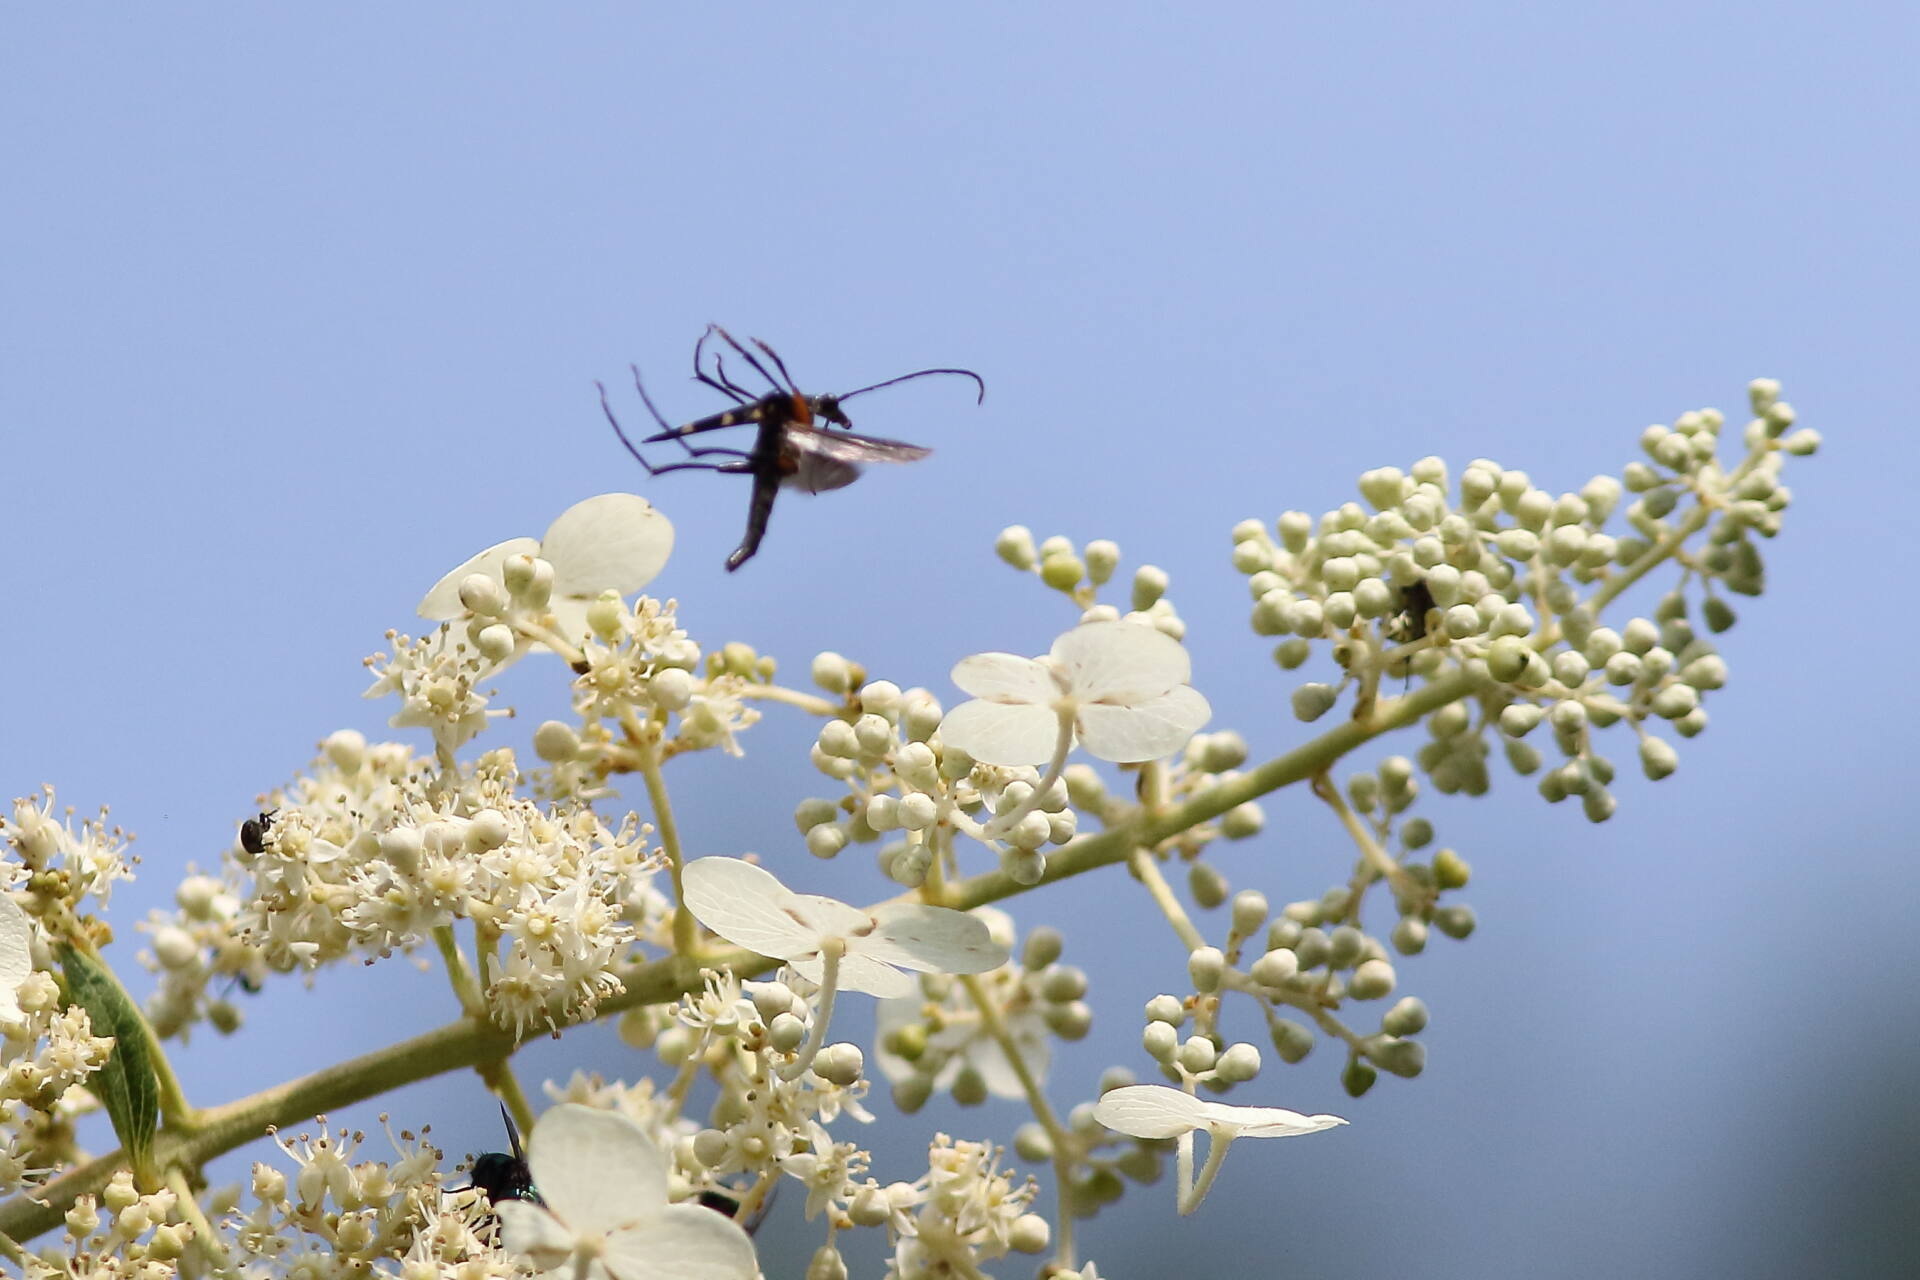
[786,426,932,466]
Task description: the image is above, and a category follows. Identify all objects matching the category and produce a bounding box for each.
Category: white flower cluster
[139,732,667,1040]
[794,614,1211,889]
[1237,380,1813,821]
[22,1170,191,1280]
[3,787,138,914]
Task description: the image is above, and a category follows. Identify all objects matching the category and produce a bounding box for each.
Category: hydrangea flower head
[939,620,1211,766]
[496,1103,758,1280]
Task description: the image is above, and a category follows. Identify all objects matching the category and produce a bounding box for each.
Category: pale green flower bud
[1681,654,1727,689]
[815,1042,864,1087]
[502,553,552,606]
[1327,926,1365,970]
[810,651,853,693]
[1276,510,1313,551]
[1391,918,1427,955]
[1488,637,1532,684]
[858,795,897,831]
[995,525,1038,568]
[1003,848,1046,885]
[1232,518,1266,543]
[807,1245,850,1280]
[1293,682,1338,721]
[793,797,838,834]
[1400,816,1434,849]
[1384,996,1429,1037]
[850,1183,895,1225]
[1282,899,1321,926]
[998,1213,1049,1256]
[648,666,694,710]
[1143,1020,1178,1062]
[1552,652,1591,686]
[1045,1000,1093,1039]
[1351,959,1397,997]
[1251,948,1298,988]
[1434,904,1476,939]
[1216,1041,1262,1083]
[852,713,893,757]
[1005,810,1053,850]
[1639,736,1679,780]
[896,792,937,831]
[805,824,848,859]
[816,720,858,758]
[325,728,367,772]
[1041,552,1085,590]
[1146,993,1186,1024]
[1014,1123,1054,1162]
[1220,801,1265,840]
[1343,1056,1378,1097]
[1270,1018,1314,1063]
[476,623,517,663]
[1651,683,1699,719]
[1372,1036,1426,1078]
[1187,946,1226,993]
[1323,592,1358,629]
[1549,699,1588,734]
[466,809,511,852]
[768,1013,808,1053]
[1582,786,1617,823]
[1272,637,1311,669]
[586,592,627,640]
[1230,890,1270,936]
[1189,862,1229,909]
[1021,927,1064,971]
[1177,1035,1218,1074]
[1040,965,1088,1003]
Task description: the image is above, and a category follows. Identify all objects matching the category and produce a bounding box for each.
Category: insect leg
[693,326,753,403]
[711,326,791,397]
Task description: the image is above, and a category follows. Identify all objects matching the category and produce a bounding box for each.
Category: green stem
[629,714,696,957]
[166,1165,239,1279]
[432,924,486,1018]
[735,684,842,717]
[958,972,1077,1270]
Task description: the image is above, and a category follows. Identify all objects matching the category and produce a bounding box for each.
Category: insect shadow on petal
[597,325,984,571]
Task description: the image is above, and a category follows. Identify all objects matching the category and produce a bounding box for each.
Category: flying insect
[599,325,983,571]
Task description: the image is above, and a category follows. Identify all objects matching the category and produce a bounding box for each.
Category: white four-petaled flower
[0,891,34,1026]
[681,857,1008,999]
[496,1103,758,1280]
[418,493,674,646]
[1093,1084,1347,1215]
[1092,1084,1348,1141]
[939,621,1211,768]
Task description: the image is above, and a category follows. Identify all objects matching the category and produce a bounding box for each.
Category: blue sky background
[4,5,1915,1277]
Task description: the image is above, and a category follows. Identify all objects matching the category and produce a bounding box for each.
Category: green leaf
[58,944,159,1181]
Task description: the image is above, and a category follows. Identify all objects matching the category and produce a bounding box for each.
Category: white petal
[1092,1084,1209,1138]
[1074,685,1212,763]
[541,494,674,598]
[0,894,32,1024]
[783,890,884,942]
[681,858,821,960]
[600,1203,759,1280]
[527,1105,669,1238]
[967,1012,1050,1098]
[938,700,1062,767]
[950,652,1057,702]
[862,904,1011,977]
[1049,620,1190,702]
[417,537,540,620]
[543,596,597,648]
[834,952,918,999]
[1200,1100,1349,1139]
[497,1200,574,1268]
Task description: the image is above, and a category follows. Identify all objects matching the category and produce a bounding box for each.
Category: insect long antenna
[836,367,987,405]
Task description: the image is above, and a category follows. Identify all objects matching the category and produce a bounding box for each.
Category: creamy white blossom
[419,492,674,647]
[681,857,1008,999]
[1092,1085,1347,1141]
[0,892,33,1026]
[497,1104,758,1280]
[940,620,1211,767]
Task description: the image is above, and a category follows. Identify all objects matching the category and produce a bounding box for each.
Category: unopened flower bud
[1009,1214,1052,1254]
[1177,1035,1218,1074]
[1145,993,1185,1024]
[1188,862,1229,909]
[995,525,1038,569]
[814,1042,864,1087]
[1187,947,1226,993]
[1383,996,1429,1036]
